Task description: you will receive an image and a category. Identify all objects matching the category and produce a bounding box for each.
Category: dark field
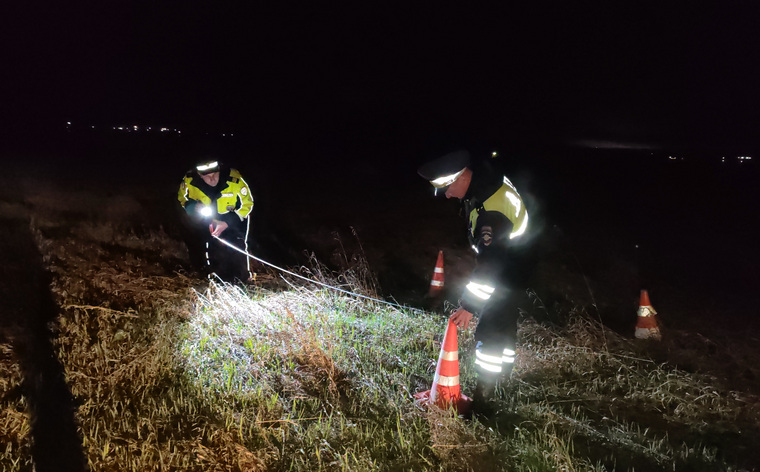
[2,133,760,470]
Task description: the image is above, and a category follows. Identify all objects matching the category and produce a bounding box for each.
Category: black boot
[472,376,498,418]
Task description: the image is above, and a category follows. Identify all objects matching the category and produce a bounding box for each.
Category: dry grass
[1,180,759,471]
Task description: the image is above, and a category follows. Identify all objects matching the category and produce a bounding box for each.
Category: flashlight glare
[200,206,213,217]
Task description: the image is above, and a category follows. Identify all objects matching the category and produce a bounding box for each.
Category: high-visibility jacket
[460,162,529,315]
[178,167,254,228]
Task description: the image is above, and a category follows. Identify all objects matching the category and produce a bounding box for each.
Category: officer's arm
[460,237,508,315]
[234,178,254,220]
[178,180,199,214]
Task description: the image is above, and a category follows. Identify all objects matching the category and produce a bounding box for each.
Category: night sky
[6,3,760,156]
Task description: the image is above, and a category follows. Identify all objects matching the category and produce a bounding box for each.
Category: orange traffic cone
[414,320,472,414]
[428,250,445,298]
[635,290,661,340]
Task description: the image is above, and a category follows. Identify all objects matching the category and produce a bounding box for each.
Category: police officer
[178,158,255,283]
[418,149,534,411]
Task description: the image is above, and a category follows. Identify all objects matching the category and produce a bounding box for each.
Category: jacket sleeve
[460,242,509,315]
[460,212,512,315]
[230,170,254,220]
[178,178,191,208]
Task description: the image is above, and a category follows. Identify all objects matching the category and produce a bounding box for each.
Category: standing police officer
[178,158,255,283]
[418,149,534,411]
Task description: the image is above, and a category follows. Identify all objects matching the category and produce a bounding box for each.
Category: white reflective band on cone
[466,282,495,300]
[439,350,458,361]
[430,280,443,287]
[436,374,460,387]
[433,267,444,273]
[638,306,656,317]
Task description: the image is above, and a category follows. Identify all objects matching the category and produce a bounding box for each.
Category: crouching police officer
[178,158,255,283]
[418,149,535,412]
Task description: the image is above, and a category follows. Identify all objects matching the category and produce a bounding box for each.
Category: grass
[1,183,760,471]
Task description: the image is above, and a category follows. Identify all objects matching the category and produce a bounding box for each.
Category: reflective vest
[468,176,528,244]
[178,168,254,222]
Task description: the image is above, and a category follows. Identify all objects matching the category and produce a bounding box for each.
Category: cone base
[413,390,473,415]
[635,327,662,340]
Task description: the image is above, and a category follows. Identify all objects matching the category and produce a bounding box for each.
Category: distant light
[491,151,499,158]
[160,127,169,132]
[133,125,139,130]
[669,156,676,160]
[230,133,234,137]
[66,121,71,125]
[91,125,95,129]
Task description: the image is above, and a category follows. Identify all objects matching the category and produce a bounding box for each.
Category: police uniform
[178,162,254,282]
[419,150,532,396]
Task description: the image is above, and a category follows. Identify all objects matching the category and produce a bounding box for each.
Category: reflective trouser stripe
[475,359,502,373]
[502,348,516,364]
[476,346,516,373]
[475,349,503,373]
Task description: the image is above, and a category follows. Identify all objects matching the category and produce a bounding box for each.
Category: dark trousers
[204,233,251,283]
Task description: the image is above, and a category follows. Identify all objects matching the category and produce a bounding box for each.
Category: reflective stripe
[437,374,460,387]
[501,348,517,364]
[430,280,443,287]
[196,161,219,172]
[503,176,517,191]
[510,211,528,239]
[433,267,444,273]
[475,359,503,373]
[439,350,458,361]
[431,168,465,188]
[638,306,656,317]
[476,349,503,365]
[466,282,495,300]
[506,191,522,214]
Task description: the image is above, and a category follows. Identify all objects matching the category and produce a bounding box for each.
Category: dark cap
[417,149,471,188]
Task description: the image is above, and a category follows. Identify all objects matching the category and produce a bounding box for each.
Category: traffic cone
[428,250,445,298]
[635,289,661,340]
[414,320,472,414]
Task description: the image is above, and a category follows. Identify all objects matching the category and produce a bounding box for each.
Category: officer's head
[195,158,221,187]
[417,149,472,199]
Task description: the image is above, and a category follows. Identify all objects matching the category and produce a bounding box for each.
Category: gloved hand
[449,307,474,329]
